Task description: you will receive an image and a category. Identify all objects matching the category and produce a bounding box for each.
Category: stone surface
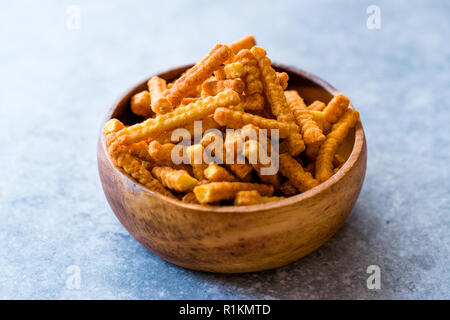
[0,0,448,299]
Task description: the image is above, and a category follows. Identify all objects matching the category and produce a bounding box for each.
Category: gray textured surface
[0,0,449,299]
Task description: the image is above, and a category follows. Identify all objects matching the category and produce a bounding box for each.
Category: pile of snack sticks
[103,35,359,205]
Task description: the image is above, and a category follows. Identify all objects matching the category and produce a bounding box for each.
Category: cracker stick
[213,107,295,138]
[323,93,350,124]
[127,140,153,162]
[316,109,359,182]
[155,115,220,144]
[234,190,284,206]
[214,66,227,80]
[180,97,201,106]
[201,79,245,97]
[115,89,240,145]
[186,144,208,180]
[193,182,274,204]
[204,163,237,182]
[279,181,298,196]
[229,35,256,54]
[226,163,253,181]
[308,110,330,132]
[308,100,326,111]
[233,50,263,95]
[108,143,174,197]
[333,154,346,168]
[278,153,319,192]
[130,91,153,118]
[147,76,172,115]
[103,119,125,135]
[166,44,232,106]
[148,141,175,163]
[277,72,289,90]
[285,90,325,145]
[250,46,305,155]
[224,61,245,79]
[243,140,281,189]
[151,166,198,192]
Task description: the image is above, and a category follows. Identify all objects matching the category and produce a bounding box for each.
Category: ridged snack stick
[193,182,274,204]
[277,72,289,90]
[166,44,233,106]
[103,118,125,135]
[240,94,264,111]
[316,109,359,182]
[186,144,208,180]
[204,163,237,182]
[278,153,319,192]
[279,181,297,196]
[229,35,256,54]
[308,100,326,111]
[323,93,350,124]
[285,90,325,145]
[234,190,284,206]
[114,89,240,145]
[243,140,281,189]
[250,46,305,155]
[201,79,245,97]
[130,91,153,118]
[147,76,173,115]
[151,166,198,192]
[213,107,295,138]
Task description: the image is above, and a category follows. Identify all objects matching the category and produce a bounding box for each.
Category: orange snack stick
[182,192,200,204]
[213,107,295,138]
[333,154,346,168]
[229,35,256,54]
[226,163,253,181]
[223,61,245,79]
[186,144,208,180]
[108,143,173,197]
[115,89,240,145]
[316,109,359,182]
[250,46,305,155]
[323,93,350,124]
[240,94,264,111]
[148,140,175,163]
[155,115,220,144]
[166,44,233,106]
[193,182,274,204]
[127,140,153,162]
[285,90,325,145]
[279,181,298,196]
[234,190,284,206]
[180,97,202,106]
[308,100,326,111]
[201,79,245,97]
[278,153,319,192]
[243,140,281,189]
[233,50,263,95]
[130,90,153,118]
[151,166,198,192]
[214,66,227,80]
[204,163,237,182]
[308,110,331,132]
[147,76,173,115]
[277,72,289,90]
[103,118,125,135]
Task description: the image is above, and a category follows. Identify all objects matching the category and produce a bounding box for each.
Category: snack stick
[103,119,125,135]
[224,61,245,79]
[233,50,263,95]
[333,154,346,168]
[214,66,227,80]
[213,107,295,138]
[323,93,350,124]
[285,90,325,145]
[108,142,174,197]
[186,144,208,180]
[277,72,289,90]
[278,153,319,192]
[234,190,284,206]
[180,97,202,106]
[201,130,222,149]
[308,100,326,111]
[316,109,359,182]
[193,182,274,204]
[229,35,256,54]
[130,90,153,118]
[182,192,200,204]
[127,140,153,162]
[115,90,240,145]
[166,44,232,106]
[204,163,237,182]
[147,76,173,115]
[155,115,220,144]
[151,166,198,192]
[305,141,321,160]
[243,140,281,189]
[308,110,331,132]
[148,140,175,163]
[201,79,245,97]
[239,94,265,111]
[229,104,245,112]
[250,46,305,155]
[279,181,298,196]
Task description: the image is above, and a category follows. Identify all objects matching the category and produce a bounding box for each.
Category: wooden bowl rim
[99,63,366,213]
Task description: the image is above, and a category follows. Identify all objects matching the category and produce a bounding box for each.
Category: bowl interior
[102,63,362,212]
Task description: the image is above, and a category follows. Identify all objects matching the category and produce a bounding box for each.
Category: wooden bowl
[97,64,367,273]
